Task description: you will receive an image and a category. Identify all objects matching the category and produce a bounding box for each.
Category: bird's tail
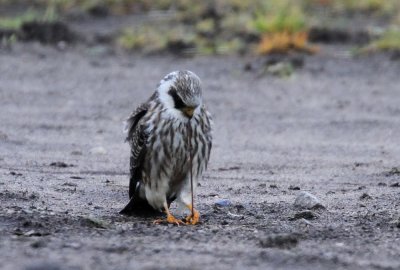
[119,196,161,216]
[119,180,160,216]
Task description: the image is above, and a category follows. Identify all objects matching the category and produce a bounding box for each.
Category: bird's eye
[168,88,186,109]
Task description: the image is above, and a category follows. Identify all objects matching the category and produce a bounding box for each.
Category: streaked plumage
[120,71,212,225]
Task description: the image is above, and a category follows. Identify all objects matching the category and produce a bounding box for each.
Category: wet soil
[0,44,400,270]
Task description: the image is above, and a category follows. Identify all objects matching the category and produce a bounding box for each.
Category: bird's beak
[182,107,195,118]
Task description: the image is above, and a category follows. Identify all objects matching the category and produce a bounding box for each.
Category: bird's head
[157,70,202,119]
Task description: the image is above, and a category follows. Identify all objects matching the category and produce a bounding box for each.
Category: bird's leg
[184,204,200,225]
[153,202,184,226]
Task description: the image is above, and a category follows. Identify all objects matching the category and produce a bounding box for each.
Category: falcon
[120,70,213,225]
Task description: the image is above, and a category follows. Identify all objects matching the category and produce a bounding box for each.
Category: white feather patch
[157,72,190,121]
[123,120,130,133]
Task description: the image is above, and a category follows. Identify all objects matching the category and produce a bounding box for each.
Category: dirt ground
[1,43,400,270]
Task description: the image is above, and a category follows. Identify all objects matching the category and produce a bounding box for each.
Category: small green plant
[365,28,400,51]
[1,33,17,49]
[0,10,43,30]
[117,26,167,53]
[253,1,307,34]
[252,0,316,55]
[330,0,396,13]
[43,0,60,21]
[0,0,61,31]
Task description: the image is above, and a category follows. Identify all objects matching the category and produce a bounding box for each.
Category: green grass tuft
[370,28,400,50]
[253,1,307,34]
[0,10,43,30]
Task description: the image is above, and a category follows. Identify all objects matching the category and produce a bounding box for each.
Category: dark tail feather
[119,196,160,216]
[120,176,177,216]
[120,180,161,216]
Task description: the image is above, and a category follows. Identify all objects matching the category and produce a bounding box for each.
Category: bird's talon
[168,216,184,226]
[184,204,200,225]
[153,219,164,225]
[154,215,184,226]
[185,213,200,225]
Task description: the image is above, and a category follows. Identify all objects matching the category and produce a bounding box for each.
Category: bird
[120,70,213,225]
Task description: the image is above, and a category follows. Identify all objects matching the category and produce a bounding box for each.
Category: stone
[294,191,325,210]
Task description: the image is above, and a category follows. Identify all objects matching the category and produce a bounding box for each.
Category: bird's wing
[121,101,159,216]
[124,102,149,199]
[125,103,148,143]
[200,105,213,168]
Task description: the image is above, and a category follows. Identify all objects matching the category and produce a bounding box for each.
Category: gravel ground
[0,43,400,270]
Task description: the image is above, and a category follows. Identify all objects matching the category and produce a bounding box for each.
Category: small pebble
[359,193,372,200]
[294,191,325,210]
[214,199,231,207]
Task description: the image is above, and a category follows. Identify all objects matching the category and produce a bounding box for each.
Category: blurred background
[1,0,400,58]
[1,2,400,269]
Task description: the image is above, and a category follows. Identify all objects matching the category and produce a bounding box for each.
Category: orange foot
[153,202,185,226]
[185,205,200,225]
[153,214,184,226]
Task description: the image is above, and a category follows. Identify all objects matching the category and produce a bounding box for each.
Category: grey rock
[294,191,325,210]
[214,199,231,207]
